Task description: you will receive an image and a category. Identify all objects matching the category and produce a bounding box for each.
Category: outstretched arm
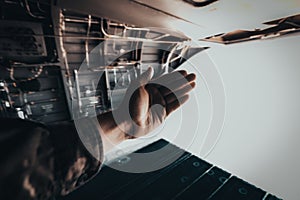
[97,67,196,152]
[0,68,196,199]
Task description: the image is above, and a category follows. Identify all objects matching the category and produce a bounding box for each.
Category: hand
[115,67,196,138]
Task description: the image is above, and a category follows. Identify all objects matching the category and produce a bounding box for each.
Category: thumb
[138,67,154,85]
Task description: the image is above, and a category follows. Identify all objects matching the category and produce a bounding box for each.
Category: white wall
[167,36,300,200]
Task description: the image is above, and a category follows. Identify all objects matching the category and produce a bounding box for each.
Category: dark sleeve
[0,117,103,200]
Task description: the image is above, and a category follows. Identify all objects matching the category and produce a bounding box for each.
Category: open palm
[116,67,196,138]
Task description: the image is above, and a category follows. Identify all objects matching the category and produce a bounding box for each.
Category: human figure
[0,68,196,199]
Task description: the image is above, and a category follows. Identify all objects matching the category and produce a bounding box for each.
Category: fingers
[137,67,154,85]
[145,69,195,116]
[164,82,195,104]
[166,94,189,115]
[144,69,196,116]
[154,70,195,116]
[151,70,188,85]
[158,73,196,96]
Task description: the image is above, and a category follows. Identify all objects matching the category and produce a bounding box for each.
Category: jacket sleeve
[0,117,103,200]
